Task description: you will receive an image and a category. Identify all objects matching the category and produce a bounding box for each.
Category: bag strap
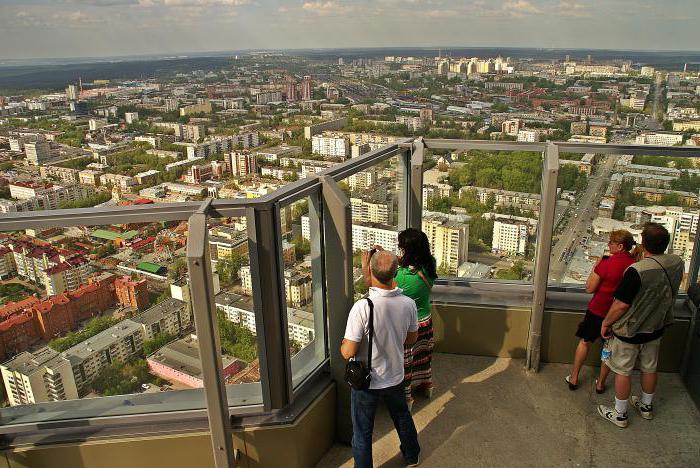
[416,269,432,290]
[649,257,674,295]
[366,298,374,370]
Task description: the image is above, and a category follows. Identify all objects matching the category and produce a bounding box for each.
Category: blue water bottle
[601,340,611,361]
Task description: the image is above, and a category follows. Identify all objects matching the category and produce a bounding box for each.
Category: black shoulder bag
[344,298,374,391]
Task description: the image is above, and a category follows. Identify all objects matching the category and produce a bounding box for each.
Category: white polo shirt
[344,287,418,389]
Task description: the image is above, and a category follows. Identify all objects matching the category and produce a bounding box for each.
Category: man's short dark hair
[642,222,670,255]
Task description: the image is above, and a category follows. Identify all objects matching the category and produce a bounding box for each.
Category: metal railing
[2,138,700,467]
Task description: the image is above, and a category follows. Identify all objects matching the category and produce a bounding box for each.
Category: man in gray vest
[598,223,684,428]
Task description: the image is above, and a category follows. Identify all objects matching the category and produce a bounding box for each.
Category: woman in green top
[395,228,437,407]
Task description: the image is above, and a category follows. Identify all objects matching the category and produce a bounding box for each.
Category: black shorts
[576,310,604,343]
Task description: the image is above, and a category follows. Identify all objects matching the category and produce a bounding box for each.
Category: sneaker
[406,456,420,466]
[597,405,629,428]
[424,386,433,399]
[631,396,654,420]
[407,399,414,412]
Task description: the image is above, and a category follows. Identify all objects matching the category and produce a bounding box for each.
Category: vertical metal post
[687,224,700,287]
[186,202,236,468]
[408,138,425,230]
[680,222,700,376]
[319,175,354,444]
[526,142,559,372]
[246,203,292,410]
[397,148,411,232]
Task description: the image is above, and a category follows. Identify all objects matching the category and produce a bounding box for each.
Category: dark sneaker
[597,404,628,428]
[406,456,420,466]
[631,396,654,420]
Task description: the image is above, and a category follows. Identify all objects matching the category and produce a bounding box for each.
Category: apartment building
[284,270,312,308]
[1,183,94,213]
[347,169,377,191]
[1,347,79,407]
[63,320,144,393]
[635,132,684,146]
[39,166,79,184]
[422,183,453,209]
[0,246,16,279]
[131,297,191,341]
[422,214,469,275]
[502,119,523,136]
[311,134,351,159]
[350,193,393,224]
[114,276,150,311]
[180,102,212,116]
[227,151,258,177]
[492,218,529,255]
[25,138,52,165]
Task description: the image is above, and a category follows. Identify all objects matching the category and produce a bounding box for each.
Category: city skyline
[1,0,699,60]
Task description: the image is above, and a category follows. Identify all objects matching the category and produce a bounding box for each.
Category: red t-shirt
[587,251,636,317]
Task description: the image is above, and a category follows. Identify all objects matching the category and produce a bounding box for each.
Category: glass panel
[421,148,542,281]
[281,194,326,388]
[206,215,264,401]
[336,152,402,299]
[548,151,697,292]
[0,220,213,425]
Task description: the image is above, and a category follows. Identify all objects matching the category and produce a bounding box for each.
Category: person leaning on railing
[566,229,636,393]
[362,228,437,410]
[597,222,684,428]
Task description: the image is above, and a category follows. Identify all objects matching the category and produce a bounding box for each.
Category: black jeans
[351,382,420,468]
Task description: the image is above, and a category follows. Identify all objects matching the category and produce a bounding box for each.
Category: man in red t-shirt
[565,230,636,392]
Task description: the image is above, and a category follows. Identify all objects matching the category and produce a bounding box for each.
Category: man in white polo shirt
[341,250,420,468]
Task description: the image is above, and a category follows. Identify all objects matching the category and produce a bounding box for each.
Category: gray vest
[612,254,684,338]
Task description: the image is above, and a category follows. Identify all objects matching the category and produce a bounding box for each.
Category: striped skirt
[404,316,434,401]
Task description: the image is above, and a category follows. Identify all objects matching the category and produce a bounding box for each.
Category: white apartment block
[215,293,315,347]
[635,133,684,146]
[63,320,144,393]
[492,219,529,255]
[347,169,377,191]
[350,195,393,224]
[1,184,94,213]
[43,256,92,296]
[240,265,253,296]
[1,348,79,407]
[124,112,139,124]
[312,134,351,159]
[422,214,469,275]
[25,139,52,165]
[422,183,453,209]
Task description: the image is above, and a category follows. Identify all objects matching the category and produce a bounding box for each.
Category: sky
[0,0,698,60]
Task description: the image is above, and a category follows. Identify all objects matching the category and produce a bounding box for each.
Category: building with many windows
[1,347,79,407]
[422,214,469,275]
[312,134,350,159]
[350,193,393,225]
[62,320,144,394]
[131,297,191,341]
[492,218,529,255]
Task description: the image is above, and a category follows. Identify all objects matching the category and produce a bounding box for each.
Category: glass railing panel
[280,192,327,388]
[548,151,698,292]
[206,214,263,403]
[0,219,219,423]
[421,148,543,282]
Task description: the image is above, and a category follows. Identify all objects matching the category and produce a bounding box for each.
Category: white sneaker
[407,399,414,412]
[631,396,654,420]
[597,404,629,428]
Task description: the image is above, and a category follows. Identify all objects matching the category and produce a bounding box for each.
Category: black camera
[369,248,377,257]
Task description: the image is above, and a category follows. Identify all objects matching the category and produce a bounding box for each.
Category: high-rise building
[66,84,79,101]
[301,76,313,101]
[287,81,298,102]
[1,347,79,406]
[228,151,258,177]
[311,134,350,159]
[492,218,529,255]
[502,119,523,136]
[422,214,469,275]
[24,138,51,165]
[124,112,139,124]
[350,193,393,225]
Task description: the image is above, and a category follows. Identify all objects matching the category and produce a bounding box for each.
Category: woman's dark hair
[397,228,437,279]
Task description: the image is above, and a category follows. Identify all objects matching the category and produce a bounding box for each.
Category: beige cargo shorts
[603,336,662,376]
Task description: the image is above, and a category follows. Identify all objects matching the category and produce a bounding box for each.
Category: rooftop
[0,347,66,375]
[147,336,240,380]
[131,297,185,327]
[62,319,141,362]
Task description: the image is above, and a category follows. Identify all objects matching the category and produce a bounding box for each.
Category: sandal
[595,379,606,394]
[565,375,578,391]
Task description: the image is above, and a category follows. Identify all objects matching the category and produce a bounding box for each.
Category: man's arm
[585,271,601,294]
[340,339,360,360]
[601,299,630,339]
[404,331,418,346]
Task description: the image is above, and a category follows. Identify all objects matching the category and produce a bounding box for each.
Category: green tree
[217,252,248,287]
[216,309,258,362]
[143,333,177,356]
[49,316,120,352]
[168,258,188,281]
[90,359,163,396]
[495,261,526,280]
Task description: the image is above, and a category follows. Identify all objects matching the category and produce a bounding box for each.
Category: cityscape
[1,46,700,414]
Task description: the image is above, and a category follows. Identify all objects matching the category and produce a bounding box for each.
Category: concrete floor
[317,354,700,467]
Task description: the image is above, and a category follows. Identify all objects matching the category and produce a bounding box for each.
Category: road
[548,154,618,282]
